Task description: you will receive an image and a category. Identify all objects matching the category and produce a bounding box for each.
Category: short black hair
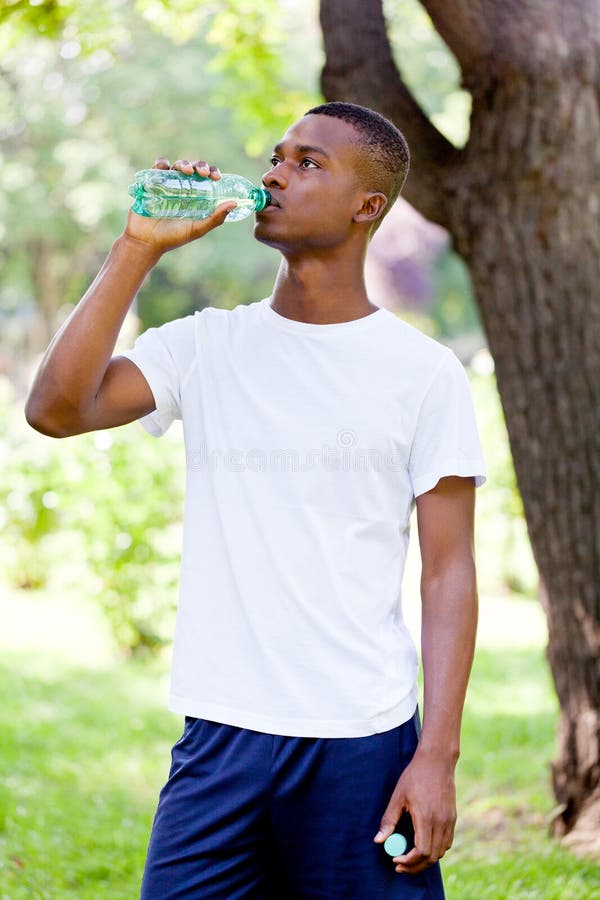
[304,101,410,228]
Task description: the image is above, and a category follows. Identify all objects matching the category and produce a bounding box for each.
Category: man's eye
[300,159,317,168]
[269,157,280,167]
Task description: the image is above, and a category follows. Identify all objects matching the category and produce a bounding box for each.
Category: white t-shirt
[120,297,486,738]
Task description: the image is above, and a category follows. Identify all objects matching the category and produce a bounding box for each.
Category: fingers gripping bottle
[128,169,271,222]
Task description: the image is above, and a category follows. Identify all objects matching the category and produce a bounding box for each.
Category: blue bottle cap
[383,833,408,857]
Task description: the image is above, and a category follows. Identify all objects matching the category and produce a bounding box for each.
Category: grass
[0,653,178,899]
[445,646,600,899]
[1,585,600,898]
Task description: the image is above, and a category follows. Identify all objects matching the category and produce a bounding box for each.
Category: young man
[26,102,486,899]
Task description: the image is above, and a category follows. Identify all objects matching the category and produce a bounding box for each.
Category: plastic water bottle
[128,169,271,222]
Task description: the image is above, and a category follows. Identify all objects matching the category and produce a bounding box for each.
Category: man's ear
[353,192,388,225]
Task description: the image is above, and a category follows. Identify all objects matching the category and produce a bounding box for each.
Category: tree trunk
[319,0,600,848]
[453,68,600,850]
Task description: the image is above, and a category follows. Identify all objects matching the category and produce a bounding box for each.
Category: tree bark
[320,0,600,848]
[319,0,460,228]
[456,55,600,851]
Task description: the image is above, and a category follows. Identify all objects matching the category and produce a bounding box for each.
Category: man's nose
[262,165,288,190]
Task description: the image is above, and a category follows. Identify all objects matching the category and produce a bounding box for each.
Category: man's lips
[265,193,281,208]
[256,190,281,215]
[256,200,281,216]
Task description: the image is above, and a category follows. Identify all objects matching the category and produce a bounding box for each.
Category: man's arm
[373,474,478,874]
[25,159,236,438]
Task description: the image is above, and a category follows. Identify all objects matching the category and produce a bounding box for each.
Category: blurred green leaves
[0,0,130,52]
[0,0,320,154]
[1,381,185,655]
[384,0,471,147]
[470,359,538,599]
[204,0,320,156]
[0,0,321,344]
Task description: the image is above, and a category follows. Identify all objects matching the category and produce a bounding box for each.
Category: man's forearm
[418,557,478,763]
[374,478,479,872]
[25,234,160,431]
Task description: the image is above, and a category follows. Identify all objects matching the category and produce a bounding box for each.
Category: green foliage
[0,0,82,41]
[67,426,185,656]
[470,362,538,598]
[383,0,471,147]
[430,252,480,340]
[0,1,323,347]
[0,0,320,154]
[1,380,185,655]
[0,0,130,51]
[0,441,62,590]
[204,0,321,156]
[0,8,282,331]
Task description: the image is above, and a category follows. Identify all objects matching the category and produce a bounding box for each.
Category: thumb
[373,809,401,843]
[206,200,238,227]
[185,200,237,240]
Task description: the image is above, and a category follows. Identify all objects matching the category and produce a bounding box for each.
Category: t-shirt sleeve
[118,314,196,437]
[408,350,487,497]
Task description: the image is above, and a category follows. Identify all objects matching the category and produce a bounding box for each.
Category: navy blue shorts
[140,711,445,899]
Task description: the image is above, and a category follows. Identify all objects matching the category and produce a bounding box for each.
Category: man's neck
[269,254,378,325]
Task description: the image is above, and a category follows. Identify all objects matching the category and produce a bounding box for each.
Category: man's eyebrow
[271,142,331,160]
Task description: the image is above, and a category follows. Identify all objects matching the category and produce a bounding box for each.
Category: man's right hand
[123,157,237,256]
[25,155,237,438]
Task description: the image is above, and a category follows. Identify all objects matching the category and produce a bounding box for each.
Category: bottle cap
[383,833,408,857]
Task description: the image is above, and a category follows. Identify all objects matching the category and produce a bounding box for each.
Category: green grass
[444,646,600,898]
[0,650,180,899]
[1,588,600,898]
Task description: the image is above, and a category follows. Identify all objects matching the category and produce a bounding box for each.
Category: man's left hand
[373,748,457,874]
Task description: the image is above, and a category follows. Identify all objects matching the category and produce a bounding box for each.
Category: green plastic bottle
[128,169,271,222]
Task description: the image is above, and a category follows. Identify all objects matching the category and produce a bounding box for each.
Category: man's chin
[253,220,284,249]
